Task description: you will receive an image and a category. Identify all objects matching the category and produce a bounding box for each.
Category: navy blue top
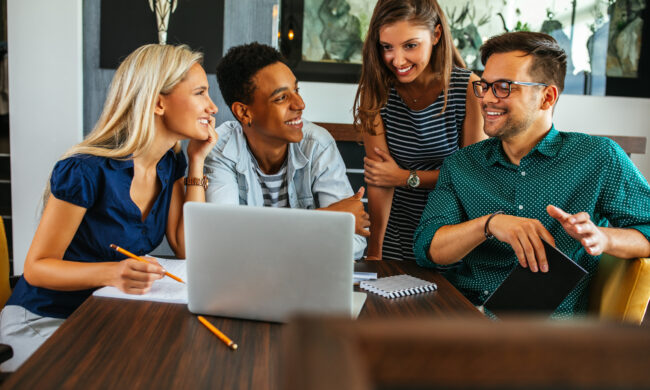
[8,149,187,318]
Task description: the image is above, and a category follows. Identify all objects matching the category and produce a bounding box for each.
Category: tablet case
[484,240,588,316]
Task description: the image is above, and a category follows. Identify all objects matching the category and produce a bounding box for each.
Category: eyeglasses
[472,80,548,98]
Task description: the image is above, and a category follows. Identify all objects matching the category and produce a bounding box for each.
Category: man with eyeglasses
[413,31,650,317]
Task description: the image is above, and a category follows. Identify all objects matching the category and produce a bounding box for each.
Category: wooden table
[2,261,482,389]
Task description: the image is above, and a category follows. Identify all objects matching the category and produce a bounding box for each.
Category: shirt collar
[532,125,561,157]
[221,121,309,172]
[484,124,560,166]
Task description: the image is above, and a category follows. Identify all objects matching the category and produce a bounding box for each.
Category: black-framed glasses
[472,80,548,98]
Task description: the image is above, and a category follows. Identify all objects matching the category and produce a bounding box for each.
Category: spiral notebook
[360,274,437,298]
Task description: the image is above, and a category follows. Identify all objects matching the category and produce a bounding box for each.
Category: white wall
[300,81,650,180]
[8,0,84,274]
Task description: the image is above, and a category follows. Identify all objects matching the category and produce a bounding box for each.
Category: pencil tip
[231,344,238,350]
[110,244,117,249]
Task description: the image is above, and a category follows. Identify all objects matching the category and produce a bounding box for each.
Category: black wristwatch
[407,170,420,188]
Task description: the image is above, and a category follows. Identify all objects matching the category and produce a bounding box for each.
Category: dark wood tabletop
[2,260,481,390]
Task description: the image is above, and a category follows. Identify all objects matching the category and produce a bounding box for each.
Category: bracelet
[184,175,209,190]
[484,211,504,239]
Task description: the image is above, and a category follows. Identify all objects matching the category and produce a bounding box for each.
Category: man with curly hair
[205,42,368,259]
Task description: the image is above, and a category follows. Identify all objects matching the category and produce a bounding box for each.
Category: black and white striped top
[251,157,289,208]
[379,66,472,261]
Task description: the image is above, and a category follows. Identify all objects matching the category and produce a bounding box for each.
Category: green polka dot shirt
[413,125,650,316]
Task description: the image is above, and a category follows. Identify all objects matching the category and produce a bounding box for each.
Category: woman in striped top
[353,0,485,261]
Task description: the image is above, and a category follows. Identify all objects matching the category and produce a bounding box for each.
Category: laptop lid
[484,240,588,316]
[184,202,355,323]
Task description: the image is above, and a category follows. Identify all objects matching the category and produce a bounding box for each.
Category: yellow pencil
[198,316,238,350]
[109,244,185,284]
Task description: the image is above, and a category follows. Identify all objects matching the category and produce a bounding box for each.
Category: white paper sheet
[92,257,188,304]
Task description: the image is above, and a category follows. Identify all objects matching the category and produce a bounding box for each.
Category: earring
[248,121,252,127]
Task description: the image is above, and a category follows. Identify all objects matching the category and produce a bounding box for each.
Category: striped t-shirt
[379,66,472,261]
[251,156,289,208]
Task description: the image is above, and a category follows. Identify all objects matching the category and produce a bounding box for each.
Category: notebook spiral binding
[360,274,437,299]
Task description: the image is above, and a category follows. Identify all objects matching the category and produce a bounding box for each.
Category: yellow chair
[589,253,650,324]
[0,217,9,308]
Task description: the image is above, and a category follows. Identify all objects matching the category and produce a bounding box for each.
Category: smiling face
[244,62,305,147]
[480,51,543,140]
[158,62,218,141]
[378,20,441,84]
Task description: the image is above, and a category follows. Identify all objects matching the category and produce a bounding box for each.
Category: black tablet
[484,240,588,316]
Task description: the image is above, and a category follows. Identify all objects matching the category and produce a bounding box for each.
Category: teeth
[199,119,209,124]
[396,66,413,74]
[285,118,302,125]
[486,111,504,116]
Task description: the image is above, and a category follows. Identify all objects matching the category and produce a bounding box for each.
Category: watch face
[408,172,420,188]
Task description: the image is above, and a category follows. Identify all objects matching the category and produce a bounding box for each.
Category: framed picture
[280,0,376,83]
[280,0,649,98]
[100,0,225,73]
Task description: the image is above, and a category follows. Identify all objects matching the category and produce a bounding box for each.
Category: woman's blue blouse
[7,150,187,318]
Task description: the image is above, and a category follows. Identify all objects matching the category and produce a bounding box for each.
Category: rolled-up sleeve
[413,159,466,268]
[598,140,650,242]
[310,135,367,260]
[204,147,240,205]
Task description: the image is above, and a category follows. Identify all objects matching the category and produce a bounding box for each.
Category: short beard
[484,108,536,141]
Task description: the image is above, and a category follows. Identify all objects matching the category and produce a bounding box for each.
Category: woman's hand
[110,259,165,295]
[187,116,218,164]
[364,147,408,188]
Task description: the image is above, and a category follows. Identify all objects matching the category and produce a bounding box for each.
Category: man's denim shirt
[204,120,366,259]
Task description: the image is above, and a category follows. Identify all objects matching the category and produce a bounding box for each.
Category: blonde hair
[353,0,465,135]
[43,44,203,206]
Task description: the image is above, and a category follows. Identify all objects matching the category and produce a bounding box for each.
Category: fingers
[353,187,365,200]
[363,157,378,169]
[535,220,555,247]
[124,285,153,295]
[494,217,552,273]
[546,204,569,222]
[123,259,164,282]
[511,229,544,273]
[114,259,163,295]
[142,256,160,266]
[373,147,390,161]
[567,211,590,224]
[356,211,371,237]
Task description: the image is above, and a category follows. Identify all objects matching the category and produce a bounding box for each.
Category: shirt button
[142,227,148,235]
[518,205,524,210]
[484,290,490,296]
[521,171,526,176]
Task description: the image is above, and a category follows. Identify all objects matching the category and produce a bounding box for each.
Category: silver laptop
[184,202,366,323]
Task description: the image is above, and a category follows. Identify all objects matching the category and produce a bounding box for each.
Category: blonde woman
[353,0,484,261]
[0,44,218,371]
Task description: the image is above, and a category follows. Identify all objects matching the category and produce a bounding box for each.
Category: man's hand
[364,147,407,188]
[322,188,370,237]
[547,205,608,256]
[487,214,555,272]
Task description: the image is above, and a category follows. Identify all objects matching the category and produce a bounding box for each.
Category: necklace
[400,85,426,104]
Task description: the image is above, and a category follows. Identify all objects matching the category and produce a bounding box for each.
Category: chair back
[589,254,650,324]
